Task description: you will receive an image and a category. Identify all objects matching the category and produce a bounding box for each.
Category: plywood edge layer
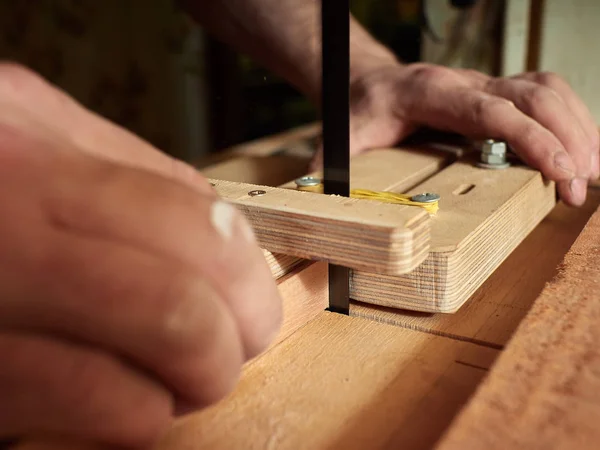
[211,179,432,275]
[436,204,600,450]
[350,170,556,312]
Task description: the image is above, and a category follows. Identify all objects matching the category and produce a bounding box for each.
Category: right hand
[0,63,282,448]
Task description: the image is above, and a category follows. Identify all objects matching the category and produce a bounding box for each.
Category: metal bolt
[477,139,510,170]
[482,139,507,156]
[481,153,506,165]
[295,176,321,187]
[410,192,440,203]
[248,190,266,197]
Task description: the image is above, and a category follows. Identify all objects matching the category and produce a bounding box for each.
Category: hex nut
[482,140,507,156]
[481,153,506,165]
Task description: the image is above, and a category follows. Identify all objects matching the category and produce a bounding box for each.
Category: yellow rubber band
[296,184,439,215]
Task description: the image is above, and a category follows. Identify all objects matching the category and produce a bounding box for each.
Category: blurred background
[0,0,596,164]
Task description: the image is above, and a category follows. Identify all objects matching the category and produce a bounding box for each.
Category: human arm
[183,0,599,206]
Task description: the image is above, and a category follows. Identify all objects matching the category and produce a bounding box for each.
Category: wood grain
[352,189,600,347]
[154,312,499,450]
[437,203,600,450]
[211,179,432,275]
[352,160,556,312]
[271,261,328,348]
[207,143,556,312]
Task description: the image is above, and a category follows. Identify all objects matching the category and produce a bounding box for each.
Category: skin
[2,1,599,448]
[188,0,599,205]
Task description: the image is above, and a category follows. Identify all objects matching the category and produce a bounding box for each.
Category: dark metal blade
[321,0,350,315]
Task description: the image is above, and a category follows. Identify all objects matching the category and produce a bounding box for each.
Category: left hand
[312,62,599,207]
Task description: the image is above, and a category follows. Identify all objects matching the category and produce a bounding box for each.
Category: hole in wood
[453,184,476,195]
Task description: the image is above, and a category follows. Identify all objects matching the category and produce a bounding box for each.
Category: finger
[0,138,278,403]
[2,127,282,361]
[516,71,600,178]
[51,151,282,360]
[557,178,588,208]
[0,62,214,195]
[486,77,594,180]
[0,333,172,448]
[407,85,583,205]
[0,227,245,407]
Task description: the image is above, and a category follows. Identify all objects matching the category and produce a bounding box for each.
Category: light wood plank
[279,146,452,192]
[351,159,556,312]
[268,146,451,278]
[154,312,499,450]
[210,179,431,275]
[271,261,328,348]
[211,146,555,312]
[436,203,600,450]
[352,189,600,347]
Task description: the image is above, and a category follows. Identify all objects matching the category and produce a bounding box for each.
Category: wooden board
[351,159,556,312]
[206,142,555,312]
[351,189,600,347]
[210,179,431,275]
[436,203,600,450]
[12,190,600,450]
[271,261,328,348]
[282,152,556,313]
[154,312,499,450]
[10,168,600,450]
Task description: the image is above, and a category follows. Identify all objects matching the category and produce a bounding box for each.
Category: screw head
[410,192,440,203]
[248,190,267,197]
[295,176,321,187]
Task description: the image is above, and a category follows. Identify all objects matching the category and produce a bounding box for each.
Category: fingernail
[570,177,587,206]
[554,151,575,176]
[210,200,236,240]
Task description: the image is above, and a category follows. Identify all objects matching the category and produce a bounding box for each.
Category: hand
[0,63,282,448]
[312,62,599,207]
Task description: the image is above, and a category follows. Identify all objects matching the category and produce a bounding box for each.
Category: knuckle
[410,63,455,86]
[533,71,565,88]
[520,123,545,150]
[474,96,514,122]
[158,276,243,405]
[0,62,43,95]
[523,85,559,110]
[157,275,220,352]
